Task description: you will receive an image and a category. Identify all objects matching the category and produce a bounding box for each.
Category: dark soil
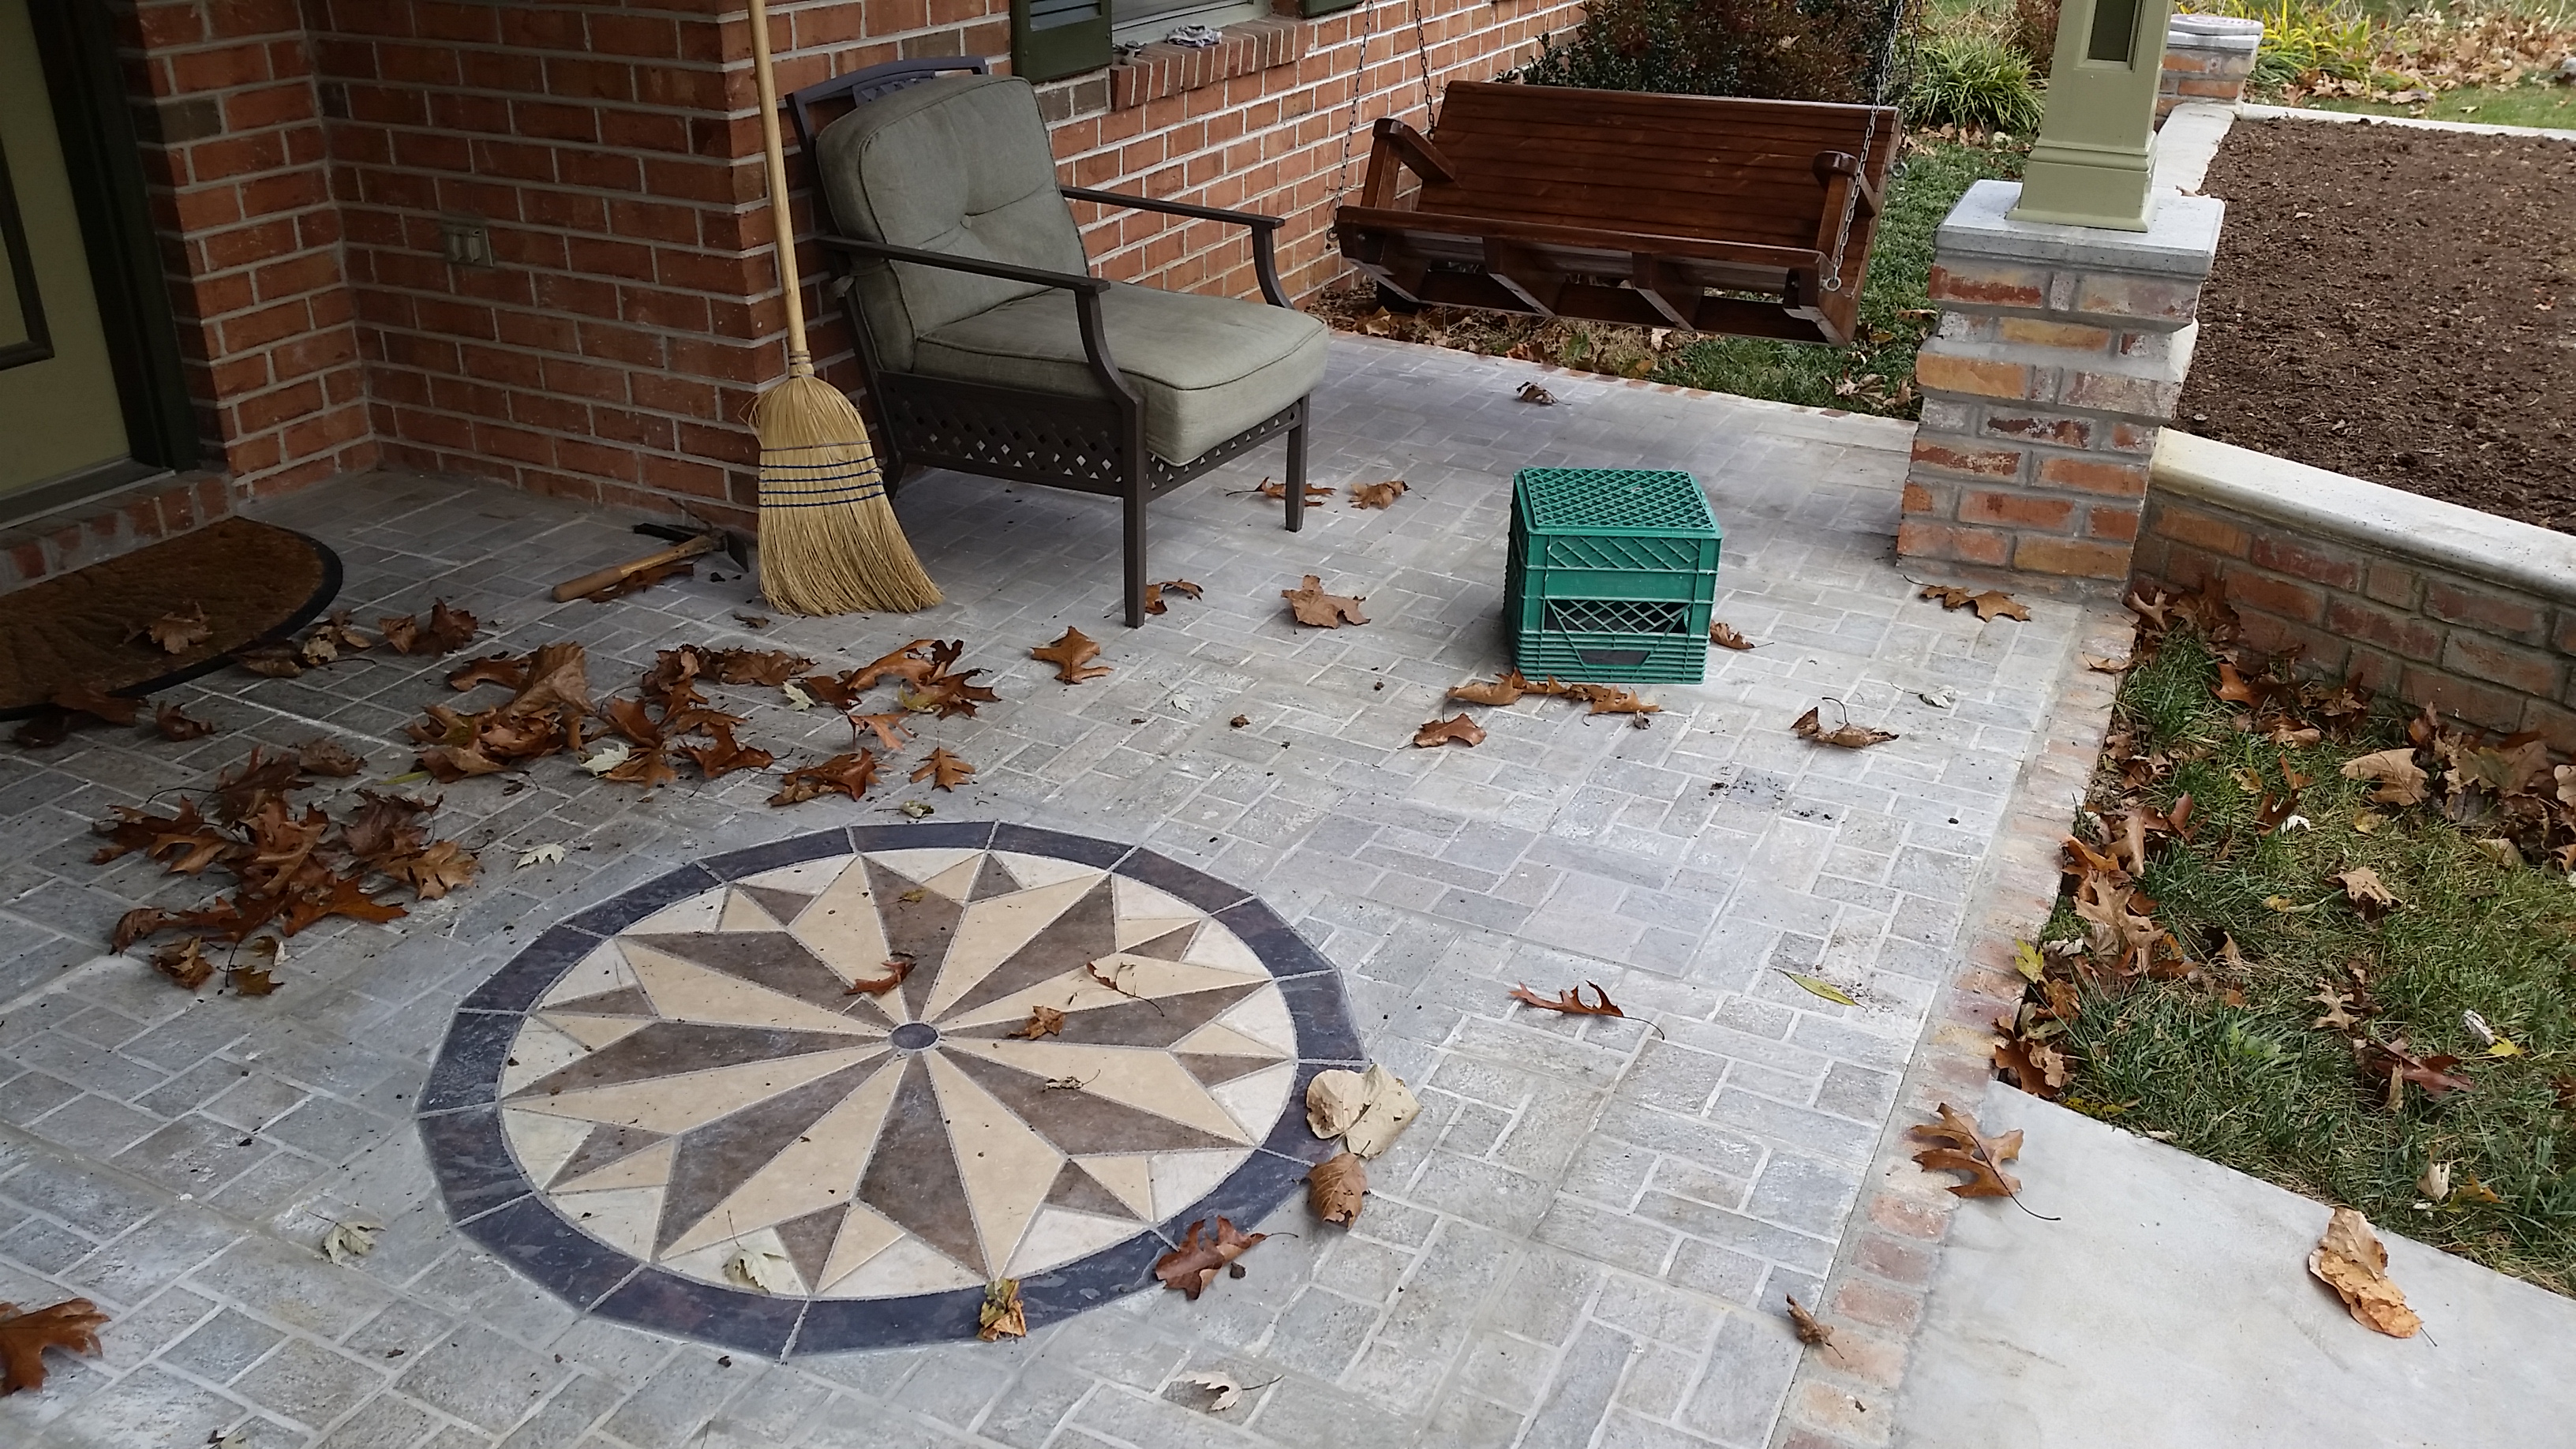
[2175,119,2576,531]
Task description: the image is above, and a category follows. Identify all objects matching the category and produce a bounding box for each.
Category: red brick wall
[114,0,1579,522]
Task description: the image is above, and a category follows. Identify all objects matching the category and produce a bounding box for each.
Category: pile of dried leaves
[99,743,471,994]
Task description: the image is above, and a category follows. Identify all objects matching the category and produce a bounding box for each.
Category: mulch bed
[2175,118,2576,531]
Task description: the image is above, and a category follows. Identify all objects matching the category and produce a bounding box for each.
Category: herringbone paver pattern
[0,337,2116,1449]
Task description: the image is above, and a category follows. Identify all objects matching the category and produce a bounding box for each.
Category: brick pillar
[1898,179,2224,581]
[2158,15,2263,121]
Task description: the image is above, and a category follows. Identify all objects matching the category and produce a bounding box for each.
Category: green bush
[1517,0,1908,103]
[1907,32,2047,131]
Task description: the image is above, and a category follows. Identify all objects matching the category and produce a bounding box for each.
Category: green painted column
[2010,0,2177,230]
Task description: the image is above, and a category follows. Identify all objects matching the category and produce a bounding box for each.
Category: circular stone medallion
[420,823,1360,1356]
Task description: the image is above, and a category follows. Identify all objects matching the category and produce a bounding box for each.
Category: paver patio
[0,335,2119,1449]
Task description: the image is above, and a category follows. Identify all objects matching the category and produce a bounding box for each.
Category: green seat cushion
[913,283,1328,464]
[814,75,1088,373]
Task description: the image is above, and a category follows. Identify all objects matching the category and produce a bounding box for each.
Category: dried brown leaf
[150,937,218,990]
[770,751,879,806]
[1308,1151,1366,1225]
[1010,1006,1065,1040]
[1921,584,2030,621]
[1281,575,1368,628]
[295,738,365,777]
[1032,627,1113,684]
[1153,1217,1267,1299]
[1784,1294,1835,1350]
[0,1297,109,1395]
[911,747,975,790]
[1792,706,1896,749]
[140,604,212,655]
[1412,714,1485,748]
[384,840,478,900]
[1348,480,1408,509]
[1907,1102,2023,1198]
[2308,1208,2421,1338]
[1507,983,1623,1017]
[380,600,477,655]
[1709,622,1755,650]
[977,1278,1025,1342]
[2341,748,2429,807]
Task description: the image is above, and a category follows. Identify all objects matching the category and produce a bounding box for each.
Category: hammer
[550,522,751,603]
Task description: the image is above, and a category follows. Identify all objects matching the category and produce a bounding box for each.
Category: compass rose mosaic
[419,822,1361,1355]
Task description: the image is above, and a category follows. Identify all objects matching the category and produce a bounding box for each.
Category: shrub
[2009,0,2061,74]
[1518,0,1909,103]
[1907,32,2047,131]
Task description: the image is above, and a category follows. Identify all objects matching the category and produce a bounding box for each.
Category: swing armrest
[1374,118,1457,185]
[1811,152,1881,219]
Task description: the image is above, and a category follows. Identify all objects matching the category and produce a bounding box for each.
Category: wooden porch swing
[1332,81,1900,346]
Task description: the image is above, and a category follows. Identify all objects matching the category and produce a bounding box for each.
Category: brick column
[1898,179,2224,581]
[2158,15,2262,121]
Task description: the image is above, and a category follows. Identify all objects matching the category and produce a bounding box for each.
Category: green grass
[2307,78,2576,126]
[1649,137,2025,414]
[2052,631,2576,1296]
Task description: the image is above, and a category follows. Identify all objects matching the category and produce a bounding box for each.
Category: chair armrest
[1055,188,1293,309]
[814,233,1111,296]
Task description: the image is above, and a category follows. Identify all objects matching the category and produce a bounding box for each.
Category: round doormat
[419,822,1361,1357]
[0,516,342,717]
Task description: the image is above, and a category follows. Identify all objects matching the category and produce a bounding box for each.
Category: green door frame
[23,1,200,484]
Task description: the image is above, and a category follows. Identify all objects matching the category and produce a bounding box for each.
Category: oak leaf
[912,747,975,790]
[380,599,477,655]
[1307,1151,1366,1226]
[149,701,215,741]
[847,639,942,691]
[1709,622,1755,650]
[977,1278,1025,1342]
[213,747,310,823]
[341,790,436,870]
[1907,1102,2023,1198]
[0,1297,109,1395]
[1412,714,1485,748]
[384,841,478,900]
[1448,672,1538,706]
[502,642,595,721]
[1011,1006,1065,1039]
[2332,867,2398,919]
[1281,575,1368,628]
[847,712,913,753]
[1348,479,1408,509]
[233,642,308,678]
[706,648,814,687]
[1142,579,1204,616]
[282,871,406,935]
[151,938,218,990]
[1153,1217,1266,1299]
[770,751,879,805]
[295,738,365,777]
[2341,748,2428,806]
[1032,627,1112,683]
[1510,983,1623,1017]
[1920,584,2030,621]
[2308,1208,2421,1338]
[1792,705,1895,749]
[140,603,212,655]
[1571,684,1660,716]
[681,721,774,779]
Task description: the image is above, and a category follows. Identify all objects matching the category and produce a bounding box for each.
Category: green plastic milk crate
[1506,468,1723,683]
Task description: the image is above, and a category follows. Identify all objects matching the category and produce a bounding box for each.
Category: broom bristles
[750,373,941,616]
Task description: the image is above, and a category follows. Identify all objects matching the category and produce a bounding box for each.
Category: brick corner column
[2158,16,2263,120]
[1899,178,2225,582]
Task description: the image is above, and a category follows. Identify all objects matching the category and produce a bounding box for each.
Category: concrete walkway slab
[1896,1080,2576,1448]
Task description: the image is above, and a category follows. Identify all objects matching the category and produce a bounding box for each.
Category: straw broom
[743,0,939,615]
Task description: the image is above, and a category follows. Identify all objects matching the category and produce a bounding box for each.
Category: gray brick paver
[0,338,2120,1449]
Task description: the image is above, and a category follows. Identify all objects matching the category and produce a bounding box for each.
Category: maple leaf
[51,681,137,727]
[2311,981,2361,1032]
[295,738,365,777]
[213,747,311,823]
[848,640,943,691]
[1348,479,1408,509]
[1153,1217,1267,1300]
[1413,714,1485,748]
[151,937,218,990]
[380,599,477,655]
[1908,1103,2024,1198]
[1784,1295,1836,1350]
[1308,1151,1366,1226]
[1572,684,1660,716]
[1920,584,2030,622]
[1011,1006,1065,1039]
[92,799,234,874]
[500,642,595,721]
[1509,983,1623,1017]
[1032,627,1113,683]
[139,603,212,655]
[977,1278,1026,1342]
[1709,622,1756,650]
[2308,1208,2421,1338]
[1143,578,1204,615]
[844,712,913,753]
[682,721,774,779]
[0,1297,109,1395]
[283,871,406,935]
[2332,867,2398,920]
[1254,477,1332,504]
[707,648,815,687]
[1792,705,1896,749]
[770,751,879,806]
[1449,672,1537,706]
[1281,575,1368,628]
[912,747,975,790]
[385,841,478,900]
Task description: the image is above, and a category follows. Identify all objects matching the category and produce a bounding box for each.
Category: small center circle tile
[421,826,1356,1355]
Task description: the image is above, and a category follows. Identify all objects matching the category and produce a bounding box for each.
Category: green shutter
[1298,0,1361,14]
[1014,0,1111,82]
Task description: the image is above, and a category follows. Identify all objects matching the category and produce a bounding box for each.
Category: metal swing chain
[1406,0,1439,122]
[1822,0,1910,294]
[1331,0,1391,202]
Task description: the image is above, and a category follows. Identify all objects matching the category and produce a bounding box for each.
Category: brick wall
[108,0,1578,527]
[2137,433,2576,750]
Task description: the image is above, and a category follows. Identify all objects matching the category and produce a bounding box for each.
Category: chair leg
[1123,483,1149,629]
[1284,416,1307,534]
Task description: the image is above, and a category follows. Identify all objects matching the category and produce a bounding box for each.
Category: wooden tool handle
[744,0,811,377]
[551,534,720,602]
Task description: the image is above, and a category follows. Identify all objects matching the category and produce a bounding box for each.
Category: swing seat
[1333,83,1899,346]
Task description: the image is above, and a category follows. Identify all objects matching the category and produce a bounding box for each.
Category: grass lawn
[2307,78,2576,126]
[2043,623,2576,1296]
[1309,136,2024,421]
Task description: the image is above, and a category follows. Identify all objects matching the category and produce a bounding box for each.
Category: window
[1110,0,1266,45]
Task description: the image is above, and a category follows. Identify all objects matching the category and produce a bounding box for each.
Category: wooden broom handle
[745,0,813,378]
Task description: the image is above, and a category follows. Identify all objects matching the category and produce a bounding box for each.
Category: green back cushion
[815,75,1088,371]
